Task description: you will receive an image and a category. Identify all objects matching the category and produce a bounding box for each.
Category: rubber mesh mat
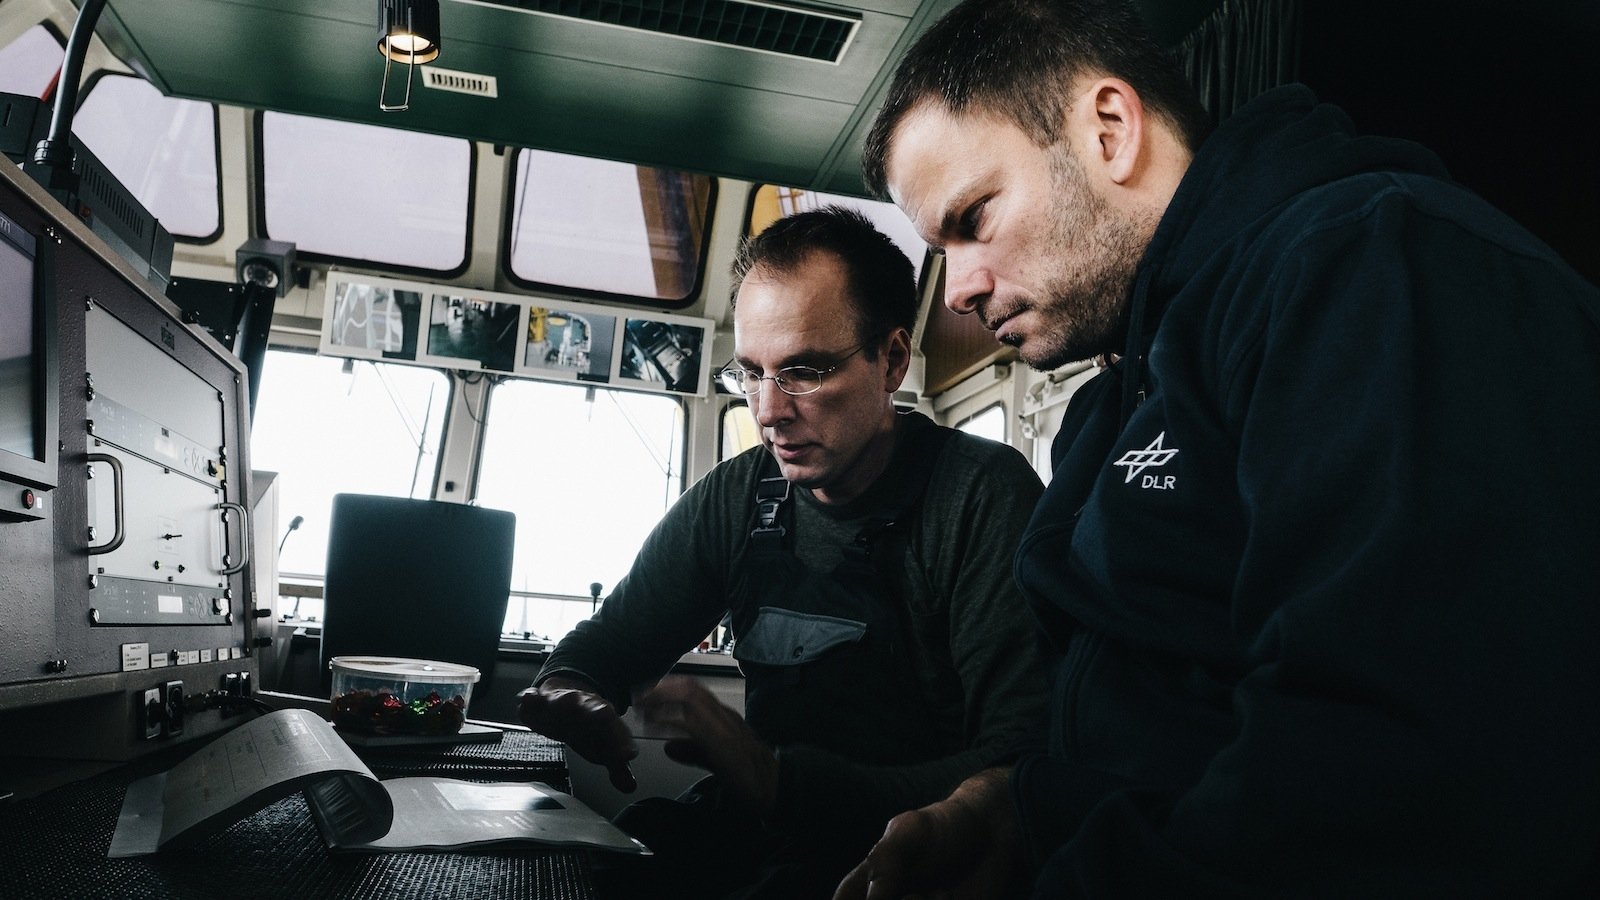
[423,731,565,763]
[357,730,570,789]
[0,738,595,899]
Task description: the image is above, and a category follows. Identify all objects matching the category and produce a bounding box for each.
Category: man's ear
[882,327,913,393]
[1070,77,1147,186]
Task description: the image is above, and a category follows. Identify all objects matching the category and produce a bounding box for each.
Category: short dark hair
[730,205,917,358]
[862,0,1212,198]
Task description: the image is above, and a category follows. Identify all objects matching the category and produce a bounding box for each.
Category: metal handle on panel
[217,501,251,576]
[86,452,124,555]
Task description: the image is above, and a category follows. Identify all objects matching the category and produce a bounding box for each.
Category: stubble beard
[1012,143,1153,371]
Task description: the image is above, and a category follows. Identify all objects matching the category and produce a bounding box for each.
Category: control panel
[0,160,257,766]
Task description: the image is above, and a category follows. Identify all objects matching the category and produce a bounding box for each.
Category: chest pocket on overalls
[736,607,867,666]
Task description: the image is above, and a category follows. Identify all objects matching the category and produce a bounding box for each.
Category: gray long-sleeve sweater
[538,410,1050,835]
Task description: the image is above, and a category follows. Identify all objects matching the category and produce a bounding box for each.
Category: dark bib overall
[728,430,955,767]
[604,431,957,899]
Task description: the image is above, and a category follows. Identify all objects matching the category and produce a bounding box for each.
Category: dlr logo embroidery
[1113,432,1180,488]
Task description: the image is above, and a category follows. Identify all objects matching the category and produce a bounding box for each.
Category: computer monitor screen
[0,212,38,462]
[0,204,55,493]
[319,494,516,693]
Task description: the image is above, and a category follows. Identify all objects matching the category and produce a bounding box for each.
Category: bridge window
[956,403,1007,444]
[0,24,61,98]
[748,185,929,282]
[261,112,471,273]
[720,401,759,461]
[71,73,221,241]
[476,380,684,641]
[505,150,713,306]
[251,350,451,616]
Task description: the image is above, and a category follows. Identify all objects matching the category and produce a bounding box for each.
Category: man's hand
[633,675,780,816]
[518,676,638,792]
[833,767,1024,900]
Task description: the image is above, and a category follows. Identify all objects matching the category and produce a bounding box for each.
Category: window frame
[251,346,457,580]
[471,377,689,611]
[718,397,761,463]
[75,69,225,245]
[498,147,716,310]
[252,109,477,279]
[472,377,689,503]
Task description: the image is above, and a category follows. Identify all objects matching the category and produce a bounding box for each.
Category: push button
[21,489,35,509]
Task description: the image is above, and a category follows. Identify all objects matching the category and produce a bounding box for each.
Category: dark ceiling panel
[95,0,1593,238]
[96,0,936,193]
[813,0,960,194]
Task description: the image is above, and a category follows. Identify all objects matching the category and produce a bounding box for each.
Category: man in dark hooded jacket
[835,0,1600,896]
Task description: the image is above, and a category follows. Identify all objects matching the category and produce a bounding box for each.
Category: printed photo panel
[321,280,422,362]
[522,305,617,384]
[320,272,711,396]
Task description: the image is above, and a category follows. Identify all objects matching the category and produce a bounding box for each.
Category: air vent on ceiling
[477,0,860,64]
[421,66,500,98]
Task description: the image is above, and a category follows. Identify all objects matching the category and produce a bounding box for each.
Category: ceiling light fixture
[377,0,441,112]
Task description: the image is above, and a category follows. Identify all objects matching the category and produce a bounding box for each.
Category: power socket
[141,687,163,740]
[164,681,186,736]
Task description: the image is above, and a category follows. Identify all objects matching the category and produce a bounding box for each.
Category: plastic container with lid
[328,656,480,736]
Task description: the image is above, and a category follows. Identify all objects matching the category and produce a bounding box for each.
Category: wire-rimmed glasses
[717,344,867,396]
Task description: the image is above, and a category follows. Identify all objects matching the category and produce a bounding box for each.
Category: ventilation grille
[483,0,860,63]
[80,159,146,238]
[422,66,500,98]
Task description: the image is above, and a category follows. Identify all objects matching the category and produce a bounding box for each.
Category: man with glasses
[519,206,1049,897]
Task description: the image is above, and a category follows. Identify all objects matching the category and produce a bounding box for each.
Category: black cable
[232,696,277,717]
[31,0,108,176]
[455,370,491,424]
[183,691,276,717]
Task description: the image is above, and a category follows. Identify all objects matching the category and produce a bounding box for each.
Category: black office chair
[318,494,515,697]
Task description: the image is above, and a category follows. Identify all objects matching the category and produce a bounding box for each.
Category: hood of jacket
[1115,84,1451,418]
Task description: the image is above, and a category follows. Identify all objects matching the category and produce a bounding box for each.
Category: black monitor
[318,494,516,693]
[0,204,57,500]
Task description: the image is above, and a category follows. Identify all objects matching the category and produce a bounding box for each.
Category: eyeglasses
[718,344,867,396]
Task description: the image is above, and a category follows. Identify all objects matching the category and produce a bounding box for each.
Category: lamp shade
[378,0,440,64]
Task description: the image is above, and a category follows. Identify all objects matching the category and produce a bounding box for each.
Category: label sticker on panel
[121,643,151,672]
